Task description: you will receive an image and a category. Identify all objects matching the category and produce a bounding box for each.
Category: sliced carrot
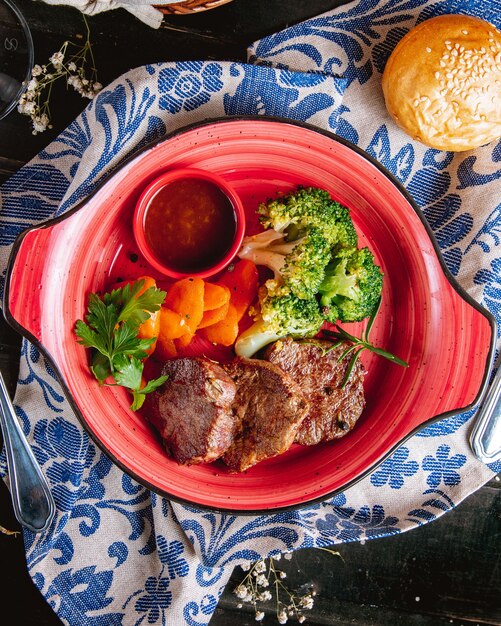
[138,309,160,356]
[134,275,157,297]
[217,260,259,321]
[203,282,231,311]
[198,303,239,346]
[198,301,230,329]
[154,336,177,360]
[158,307,188,340]
[155,307,189,359]
[164,277,205,335]
[174,331,194,353]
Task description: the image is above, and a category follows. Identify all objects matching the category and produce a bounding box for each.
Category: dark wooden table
[1,1,500,624]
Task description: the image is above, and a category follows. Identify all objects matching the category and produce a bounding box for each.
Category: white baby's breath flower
[17,14,101,134]
[49,51,64,68]
[278,610,288,624]
[300,595,314,609]
[235,585,248,599]
[32,115,49,134]
[235,555,316,623]
[22,101,35,115]
[256,574,269,587]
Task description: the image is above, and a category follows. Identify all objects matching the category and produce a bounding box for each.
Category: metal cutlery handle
[470,365,501,464]
[0,372,55,532]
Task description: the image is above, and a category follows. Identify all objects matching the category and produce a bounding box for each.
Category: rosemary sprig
[322,296,409,388]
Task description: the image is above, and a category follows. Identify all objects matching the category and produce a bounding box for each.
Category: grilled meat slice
[143,357,237,465]
[222,358,308,472]
[264,338,365,445]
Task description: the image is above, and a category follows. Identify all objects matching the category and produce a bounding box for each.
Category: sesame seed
[434,71,441,79]
[426,47,432,53]
[462,29,469,35]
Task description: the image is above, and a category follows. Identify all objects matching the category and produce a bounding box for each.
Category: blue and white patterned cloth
[1,1,500,624]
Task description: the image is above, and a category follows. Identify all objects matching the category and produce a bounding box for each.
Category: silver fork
[0,371,55,532]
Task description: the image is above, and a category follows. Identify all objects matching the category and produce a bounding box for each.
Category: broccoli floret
[318,247,383,323]
[239,226,331,300]
[258,187,358,249]
[240,187,359,300]
[234,281,324,358]
[234,187,384,357]
[281,227,332,299]
[260,281,324,336]
[237,229,298,281]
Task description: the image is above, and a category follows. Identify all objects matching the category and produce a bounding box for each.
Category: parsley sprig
[321,296,409,387]
[75,279,168,410]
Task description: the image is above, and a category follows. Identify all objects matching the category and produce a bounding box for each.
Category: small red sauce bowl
[133,167,246,279]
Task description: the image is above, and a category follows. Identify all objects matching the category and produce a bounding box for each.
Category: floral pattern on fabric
[0,0,499,621]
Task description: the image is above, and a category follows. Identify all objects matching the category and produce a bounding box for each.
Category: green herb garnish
[322,296,409,388]
[75,279,168,410]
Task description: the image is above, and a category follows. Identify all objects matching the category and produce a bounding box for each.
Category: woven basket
[155,0,233,15]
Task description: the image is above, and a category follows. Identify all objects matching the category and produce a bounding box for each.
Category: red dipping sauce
[133,168,245,279]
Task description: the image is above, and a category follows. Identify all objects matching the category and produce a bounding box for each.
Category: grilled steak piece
[143,357,237,465]
[264,338,365,445]
[222,358,308,472]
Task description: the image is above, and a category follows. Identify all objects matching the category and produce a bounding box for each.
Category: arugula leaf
[75,279,167,409]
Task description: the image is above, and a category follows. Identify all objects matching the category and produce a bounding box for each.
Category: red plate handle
[5,225,55,344]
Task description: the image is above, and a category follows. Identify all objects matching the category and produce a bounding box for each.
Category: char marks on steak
[264,338,365,445]
[222,358,309,472]
[143,357,237,465]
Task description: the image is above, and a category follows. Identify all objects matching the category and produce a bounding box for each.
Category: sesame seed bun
[381,14,501,151]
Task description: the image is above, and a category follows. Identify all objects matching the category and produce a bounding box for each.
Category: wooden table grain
[0,2,500,625]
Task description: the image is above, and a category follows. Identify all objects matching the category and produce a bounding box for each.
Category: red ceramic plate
[4,117,495,513]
